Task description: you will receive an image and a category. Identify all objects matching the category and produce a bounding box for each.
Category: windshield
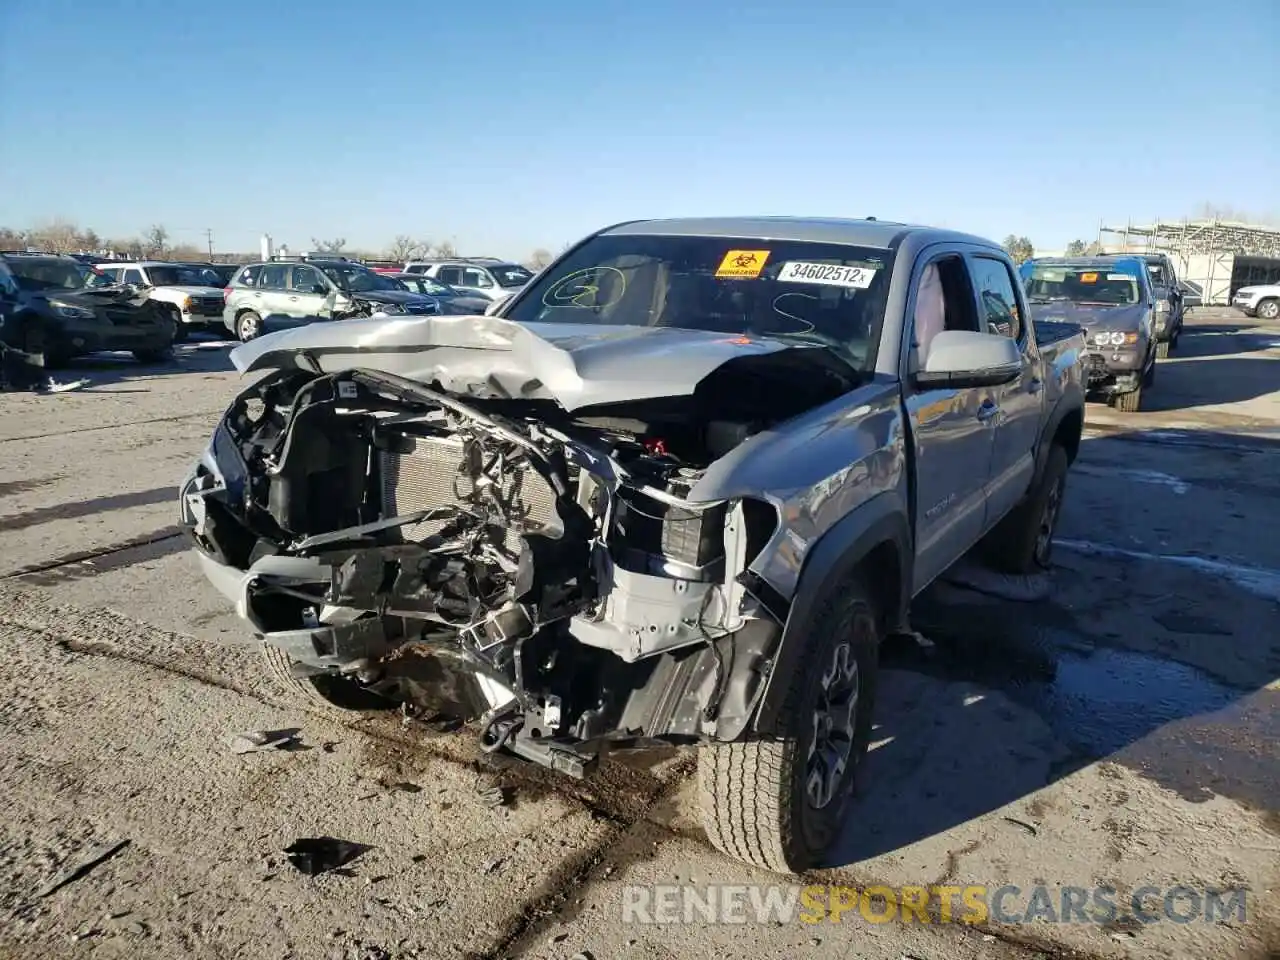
[503,234,893,369]
[148,265,215,286]
[1025,265,1141,305]
[319,263,401,293]
[8,258,93,292]
[493,265,533,288]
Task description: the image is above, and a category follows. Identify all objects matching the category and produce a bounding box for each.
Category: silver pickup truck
[179,217,1086,875]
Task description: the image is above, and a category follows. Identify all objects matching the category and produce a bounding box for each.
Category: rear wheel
[261,644,390,712]
[985,443,1070,573]
[697,577,879,874]
[236,310,263,342]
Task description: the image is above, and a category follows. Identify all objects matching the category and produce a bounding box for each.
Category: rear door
[256,264,292,317]
[903,248,1000,592]
[968,253,1042,528]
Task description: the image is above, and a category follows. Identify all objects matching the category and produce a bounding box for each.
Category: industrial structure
[1097,219,1280,305]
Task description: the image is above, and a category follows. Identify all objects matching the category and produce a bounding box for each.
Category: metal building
[1096,219,1280,305]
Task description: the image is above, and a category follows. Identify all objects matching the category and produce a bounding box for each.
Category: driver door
[904,250,1001,593]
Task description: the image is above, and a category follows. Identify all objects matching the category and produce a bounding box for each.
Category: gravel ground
[0,309,1276,960]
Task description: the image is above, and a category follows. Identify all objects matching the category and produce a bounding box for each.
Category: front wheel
[697,578,879,874]
[1111,386,1143,413]
[1256,298,1280,321]
[261,645,391,713]
[133,345,174,364]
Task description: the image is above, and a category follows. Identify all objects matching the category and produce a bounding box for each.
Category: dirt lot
[1,309,1277,960]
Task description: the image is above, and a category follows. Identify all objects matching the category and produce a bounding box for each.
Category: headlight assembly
[1092,331,1137,347]
[48,300,96,320]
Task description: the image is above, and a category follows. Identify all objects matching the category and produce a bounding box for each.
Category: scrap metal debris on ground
[283,837,372,876]
[227,728,304,754]
[33,839,131,899]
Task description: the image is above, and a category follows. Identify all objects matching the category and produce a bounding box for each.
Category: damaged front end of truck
[180,315,864,777]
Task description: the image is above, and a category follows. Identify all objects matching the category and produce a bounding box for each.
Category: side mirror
[310,284,327,295]
[915,330,1022,389]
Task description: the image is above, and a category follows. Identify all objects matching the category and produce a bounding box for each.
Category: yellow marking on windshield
[715,250,770,278]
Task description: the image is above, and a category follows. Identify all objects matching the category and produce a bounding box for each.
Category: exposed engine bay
[183,345,859,776]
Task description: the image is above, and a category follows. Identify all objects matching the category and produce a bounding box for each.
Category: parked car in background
[389,273,491,314]
[1021,256,1157,412]
[222,255,440,341]
[95,261,227,339]
[0,252,176,365]
[401,257,534,300]
[176,262,241,287]
[363,259,404,275]
[1232,282,1280,320]
[181,216,1086,876]
[1112,252,1184,356]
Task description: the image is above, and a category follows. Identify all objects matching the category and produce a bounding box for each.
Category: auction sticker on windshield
[716,250,771,278]
[777,261,878,289]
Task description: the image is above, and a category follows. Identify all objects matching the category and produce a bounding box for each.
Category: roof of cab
[599,216,997,251]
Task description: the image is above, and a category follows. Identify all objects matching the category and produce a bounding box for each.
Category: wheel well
[854,539,902,634]
[1054,407,1084,463]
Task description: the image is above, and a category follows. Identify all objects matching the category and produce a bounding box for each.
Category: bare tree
[0,226,27,249]
[387,235,427,262]
[431,240,458,259]
[79,227,102,251]
[1002,235,1035,265]
[30,219,81,253]
[142,224,170,258]
[1064,239,1088,256]
[170,243,204,261]
[527,248,554,270]
[1084,240,1105,255]
[311,237,347,254]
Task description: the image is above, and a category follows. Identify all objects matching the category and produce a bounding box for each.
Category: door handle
[977,401,999,423]
[1029,378,1043,394]
[288,296,299,302]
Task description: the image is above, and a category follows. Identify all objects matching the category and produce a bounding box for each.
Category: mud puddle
[898,592,1242,763]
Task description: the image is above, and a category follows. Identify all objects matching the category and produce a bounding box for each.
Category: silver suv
[401,257,534,301]
[223,256,439,341]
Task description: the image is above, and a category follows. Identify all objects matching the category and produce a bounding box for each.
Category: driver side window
[910,254,980,371]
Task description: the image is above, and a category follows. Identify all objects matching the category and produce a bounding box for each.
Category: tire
[985,443,1070,574]
[1155,340,1170,359]
[133,345,174,364]
[261,644,390,712]
[1257,298,1280,321]
[1111,387,1142,413]
[236,310,263,342]
[697,577,879,874]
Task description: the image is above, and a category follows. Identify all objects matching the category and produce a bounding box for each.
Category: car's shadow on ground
[827,427,1280,867]
[1141,354,1280,411]
[53,332,236,391]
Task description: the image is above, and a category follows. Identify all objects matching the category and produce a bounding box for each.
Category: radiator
[378,434,559,552]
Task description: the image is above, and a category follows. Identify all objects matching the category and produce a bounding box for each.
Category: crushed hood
[1030,302,1148,331]
[229,314,844,412]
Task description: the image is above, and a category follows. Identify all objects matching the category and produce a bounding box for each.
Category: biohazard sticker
[1079,272,1099,284]
[777,261,878,289]
[715,250,770,278]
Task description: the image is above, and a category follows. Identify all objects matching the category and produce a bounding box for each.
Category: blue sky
[1,0,1276,258]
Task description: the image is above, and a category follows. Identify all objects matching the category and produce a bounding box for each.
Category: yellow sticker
[716,250,770,278]
[1080,272,1099,284]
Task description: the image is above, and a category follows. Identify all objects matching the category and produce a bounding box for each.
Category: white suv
[1232,283,1280,320]
[401,258,534,301]
[96,261,227,338]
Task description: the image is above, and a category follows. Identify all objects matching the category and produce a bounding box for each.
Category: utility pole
[205,228,214,259]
